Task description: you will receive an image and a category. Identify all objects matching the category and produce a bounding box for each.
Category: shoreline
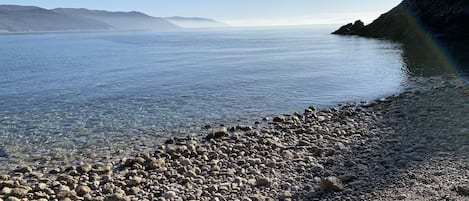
[0,76,468,200]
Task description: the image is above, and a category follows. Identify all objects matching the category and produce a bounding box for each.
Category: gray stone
[5,197,21,201]
[255,176,272,187]
[278,191,292,200]
[163,191,177,199]
[180,158,192,166]
[207,127,228,139]
[1,187,12,194]
[339,174,357,183]
[75,185,91,196]
[14,166,32,174]
[105,193,130,201]
[320,176,344,192]
[273,115,287,123]
[77,164,93,174]
[10,187,30,198]
[456,186,469,197]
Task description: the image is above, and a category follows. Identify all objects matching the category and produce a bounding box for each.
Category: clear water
[0,26,407,164]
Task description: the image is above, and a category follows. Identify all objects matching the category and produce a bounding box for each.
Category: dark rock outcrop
[332,0,469,42]
[331,20,364,35]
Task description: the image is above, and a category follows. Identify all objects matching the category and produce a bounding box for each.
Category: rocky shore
[0,76,468,201]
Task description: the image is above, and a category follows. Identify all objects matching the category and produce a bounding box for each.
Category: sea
[0,25,465,165]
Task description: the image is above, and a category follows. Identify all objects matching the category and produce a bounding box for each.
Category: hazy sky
[2,0,402,26]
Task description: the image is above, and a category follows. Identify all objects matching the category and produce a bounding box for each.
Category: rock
[1,187,12,194]
[455,185,469,197]
[320,176,344,192]
[163,191,177,199]
[14,166,32,174]
[255,176,272,187]
[180,157,192,166]
[273,115,286,123]
[206,127,228,139]
[247,178,257,186]
[56,185,75,199]
[75,185,91,196]
[0,175,9,180]
[297,140,310,146]
[146,158,165,170]
[278,191,292,200]
[207,185,218,193]
[33,191,50,199]
[397,194,407,200]
[48,167,61,174]
[121,158,135,167]
[236,125,253,131]
[134,157,146,165]
[10,187,30,198]
[311,163,324,172]
[35,183,48,191]
[128,187,141,195]
[339,174,357,183]
[165,137,176,144]
[128,176,143,187]
[0,181,16,188]
[102,183,115,194]
[282,150,294,160]
[77,164,93,174]
[93,163,113,174]
[211,165,221,172]
[5,197,21,201]
[185,170,197,178]
[105,193,130,201]
[250,194,266,201]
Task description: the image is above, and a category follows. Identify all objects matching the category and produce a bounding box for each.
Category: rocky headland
[0,76,468,201]
[332,0,469,42]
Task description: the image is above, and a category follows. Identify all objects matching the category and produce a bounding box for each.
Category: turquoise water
[0,26,407,160]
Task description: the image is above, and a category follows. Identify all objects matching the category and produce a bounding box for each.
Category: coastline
[0,76,468,200]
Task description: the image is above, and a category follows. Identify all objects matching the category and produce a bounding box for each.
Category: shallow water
[0,26,410,166]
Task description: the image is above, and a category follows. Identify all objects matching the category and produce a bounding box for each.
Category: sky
[1,0,402,26]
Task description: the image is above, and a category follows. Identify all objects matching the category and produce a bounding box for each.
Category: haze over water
[0,26,408,161]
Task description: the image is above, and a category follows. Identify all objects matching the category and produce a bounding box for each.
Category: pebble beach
[0,76,468,201]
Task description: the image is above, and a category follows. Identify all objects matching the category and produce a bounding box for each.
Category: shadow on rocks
[313,78,469,200]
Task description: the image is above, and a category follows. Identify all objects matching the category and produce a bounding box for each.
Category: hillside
[332,0,469,42]
[53,8,180,31]
[164,16,227,28]
[0,5,111,32]
[0,5,181,33]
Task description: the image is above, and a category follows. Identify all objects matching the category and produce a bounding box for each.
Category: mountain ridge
[52,8,179,31]
[0,5,112,32]
[0,5,227,33]
[164,16,227,28]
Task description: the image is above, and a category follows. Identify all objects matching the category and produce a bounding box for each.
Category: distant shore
[0,76,468,200]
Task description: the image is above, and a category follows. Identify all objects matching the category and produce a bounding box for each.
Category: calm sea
[0,26,410,162]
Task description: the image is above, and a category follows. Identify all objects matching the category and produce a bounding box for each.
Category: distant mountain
[0,5,111,32]
[53,8,179,31]
[164,16,227,28]
[0,5,181,33]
